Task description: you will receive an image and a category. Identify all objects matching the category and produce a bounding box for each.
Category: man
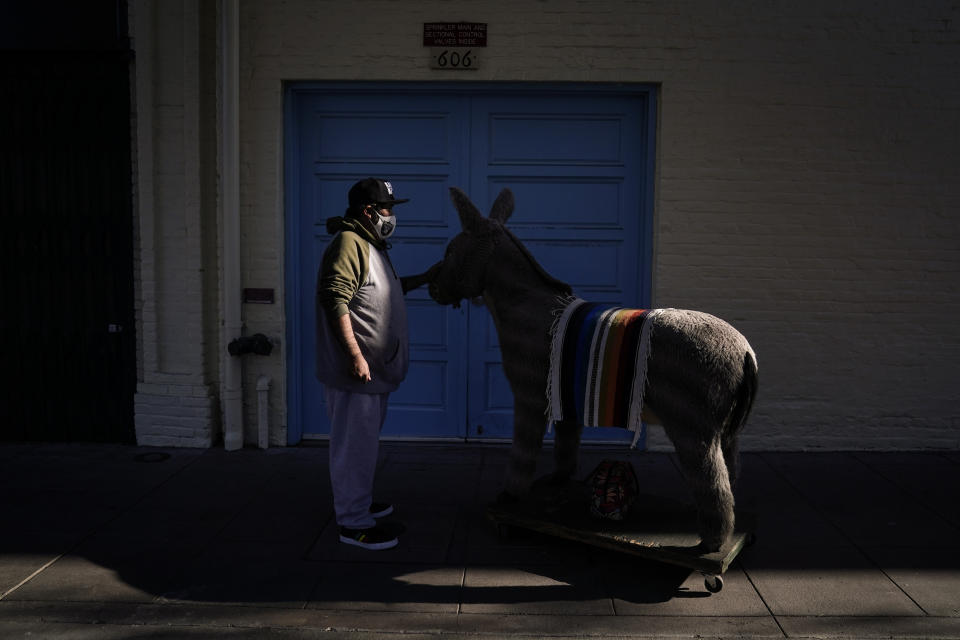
[315,177,433,550]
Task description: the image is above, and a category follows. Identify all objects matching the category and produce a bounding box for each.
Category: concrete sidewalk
[1,442,958,639]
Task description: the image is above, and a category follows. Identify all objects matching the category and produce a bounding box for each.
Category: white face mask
[372,210,397,239]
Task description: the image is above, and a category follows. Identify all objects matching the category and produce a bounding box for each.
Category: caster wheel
[704,574,724,593]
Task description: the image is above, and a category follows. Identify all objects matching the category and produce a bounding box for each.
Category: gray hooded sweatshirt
[315,216,409,393]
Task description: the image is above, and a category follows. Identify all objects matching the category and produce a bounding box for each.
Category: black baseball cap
[348,178,410,209]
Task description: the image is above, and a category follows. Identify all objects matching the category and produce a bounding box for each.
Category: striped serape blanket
[546,298,662,448]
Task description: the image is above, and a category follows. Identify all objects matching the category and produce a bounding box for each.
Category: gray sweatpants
[324,387,389,529]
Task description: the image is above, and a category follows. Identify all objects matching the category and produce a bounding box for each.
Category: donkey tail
[733,351,759,434]
[722,350,759,487]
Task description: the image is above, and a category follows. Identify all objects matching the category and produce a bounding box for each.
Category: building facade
[129,0,960,451]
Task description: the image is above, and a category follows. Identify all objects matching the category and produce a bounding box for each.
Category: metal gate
[1,53,136,442]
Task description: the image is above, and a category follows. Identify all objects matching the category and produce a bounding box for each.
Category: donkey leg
[671,435,735,552]
[550,420,582,484]
[502,397,549,500]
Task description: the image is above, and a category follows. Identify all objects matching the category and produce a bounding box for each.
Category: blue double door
[286,83,655,444]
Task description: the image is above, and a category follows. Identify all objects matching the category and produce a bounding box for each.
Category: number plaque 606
[431,48,478,70]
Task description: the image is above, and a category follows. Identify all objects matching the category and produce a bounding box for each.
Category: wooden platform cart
[486,478,755,593]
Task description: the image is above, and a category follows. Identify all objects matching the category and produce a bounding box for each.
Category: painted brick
[135,0,960,451]
[245,0,958,450]
[132,0,222,446]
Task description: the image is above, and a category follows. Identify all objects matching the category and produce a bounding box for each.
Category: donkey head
[428,187,514,307]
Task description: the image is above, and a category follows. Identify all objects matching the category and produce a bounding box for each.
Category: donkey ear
[449,187,483,233]
[489,188,514,224]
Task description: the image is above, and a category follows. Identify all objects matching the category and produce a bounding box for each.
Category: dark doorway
[1,1,135,442]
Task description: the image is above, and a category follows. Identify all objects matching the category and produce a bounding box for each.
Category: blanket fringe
[545,296,583,434]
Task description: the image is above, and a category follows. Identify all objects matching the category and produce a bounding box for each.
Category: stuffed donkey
[429,187,758,552]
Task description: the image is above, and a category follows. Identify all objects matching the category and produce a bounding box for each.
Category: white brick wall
[135,0,960,450]
[134,382,218,447]
[132,0,220,447]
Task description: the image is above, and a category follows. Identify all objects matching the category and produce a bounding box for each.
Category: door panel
[466,93,651,442]
[286,84,654,445]
[289,91,469,441]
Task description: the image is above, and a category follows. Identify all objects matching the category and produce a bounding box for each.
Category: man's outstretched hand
[401,261,442,294]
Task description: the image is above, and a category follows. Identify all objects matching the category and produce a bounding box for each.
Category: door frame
[284,81,658,445]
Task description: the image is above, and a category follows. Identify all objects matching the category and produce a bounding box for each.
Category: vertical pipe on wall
[257,375,271,449]
[221,0,243,451]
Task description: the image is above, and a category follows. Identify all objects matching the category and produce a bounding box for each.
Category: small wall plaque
[424,22,486,70]
[423,22,487,47]
[243,288,275,304]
